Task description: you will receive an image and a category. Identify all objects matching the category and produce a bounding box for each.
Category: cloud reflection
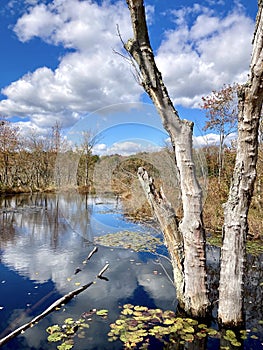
[0,193,176,349]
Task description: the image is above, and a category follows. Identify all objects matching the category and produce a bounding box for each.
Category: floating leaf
[57,342,74,350]
[185,318,198,326]
[134,306,148,312]
[198,324,208,329]
[94,231,162,252]
[225,330,236,339]
[182,333,194,342]
[122,308,134,315]
[231,340,242,347]
[207,328,218,336]
[64,318,74,325]
[107,304,220,349]
[251,335,259,339]
[46,310,108,349]
[47,332,65,342]
[196,332,207,338]
[163,319,175,325]
[96,309,108,317]
[46,325,61,334]
[79,323,89,329]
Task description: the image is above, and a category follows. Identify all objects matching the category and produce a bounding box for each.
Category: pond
[0,192,262,350]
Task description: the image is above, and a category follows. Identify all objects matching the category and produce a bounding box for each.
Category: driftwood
[0,248,109,347]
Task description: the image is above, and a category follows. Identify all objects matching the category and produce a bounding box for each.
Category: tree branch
[0,250,109,347]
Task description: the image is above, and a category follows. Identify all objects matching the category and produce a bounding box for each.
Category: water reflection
[0,192,175,349]
[0,193,262,350]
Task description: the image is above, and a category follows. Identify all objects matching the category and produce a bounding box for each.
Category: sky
[0,0,258,155]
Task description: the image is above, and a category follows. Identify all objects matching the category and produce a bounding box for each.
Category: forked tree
[125,0,263,325]
[125,0,209,318]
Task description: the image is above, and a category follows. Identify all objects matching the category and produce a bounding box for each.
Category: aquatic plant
[108,305,263,349]
[46,309,108,349]
[108,304,218,349]
[94,231,162,252]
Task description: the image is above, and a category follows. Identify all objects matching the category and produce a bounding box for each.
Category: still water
[0,192,176,349]
[0,192,262,350]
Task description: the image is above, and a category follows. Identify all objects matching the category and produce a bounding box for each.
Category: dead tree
[218,0,263,326]
[125,0,209,317]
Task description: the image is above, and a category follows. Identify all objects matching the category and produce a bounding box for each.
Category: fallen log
[0,263,109,347]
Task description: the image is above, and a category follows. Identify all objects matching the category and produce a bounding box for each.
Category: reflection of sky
[0,193,176,350]
[1,193,262,350]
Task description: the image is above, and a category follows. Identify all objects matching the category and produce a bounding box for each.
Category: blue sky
[0,0,258,154]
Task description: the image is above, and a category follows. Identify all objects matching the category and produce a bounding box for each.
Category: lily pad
[47,332,66,342]
[96,309,108,317]
[107,304,219,349]
[47,309,108,349]
[94,231,162,252]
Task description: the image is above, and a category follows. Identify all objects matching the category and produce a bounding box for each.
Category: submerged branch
[0,260,109,347]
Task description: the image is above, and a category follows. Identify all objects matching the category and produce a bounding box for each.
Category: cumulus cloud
[93,140,162,156]
[0,0,256,134]
[193,132,237,148]
[0,0,142,131]
[156,5,254,107]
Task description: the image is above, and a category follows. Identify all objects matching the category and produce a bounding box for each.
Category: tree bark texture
[126,0,209,317]
[137,166,185,303]
[218,1,263,326]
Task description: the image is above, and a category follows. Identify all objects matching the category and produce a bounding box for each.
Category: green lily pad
[231,340,242,347]
[47,332,66,342]
[64,318,74,325]
[107,304,220,348]
[46,325,61,334]
[196,331,207,338]
[251,335,259,339]
[47,309,108,349]
[207,328,218,336]
[96,309,108,317]
[57,342,74,350]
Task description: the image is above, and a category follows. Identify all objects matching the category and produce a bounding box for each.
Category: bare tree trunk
[137,167,185,303]
[218,1,263,326]
[125,0,209,317]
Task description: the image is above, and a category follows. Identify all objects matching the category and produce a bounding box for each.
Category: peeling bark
[126,0,209,317]
[137,167,185,303]
[218,1,263,326]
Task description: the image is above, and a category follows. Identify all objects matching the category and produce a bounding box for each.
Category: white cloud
[94,140,162,156]
[0,0,142,130]
[156,6,254,107]
[13,3,63,41]
[94,143,107,152]
[0,1,256,133]
[193,132,237,147]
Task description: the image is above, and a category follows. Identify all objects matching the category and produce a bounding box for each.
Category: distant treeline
[0,120,99,193]
[0,119,262,238]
